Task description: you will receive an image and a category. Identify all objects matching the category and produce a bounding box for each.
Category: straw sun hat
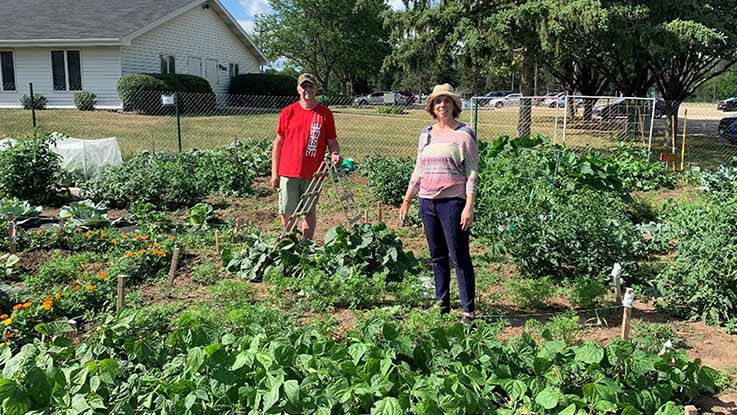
[425,83,463,116]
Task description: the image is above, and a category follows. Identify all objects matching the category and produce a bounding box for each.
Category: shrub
[228,73,297,96]
[116,73,214,114]
[20,94,47,110]
[80,150,254,209]
[567,276,608,309]
[0,132,63,204]
[73,91,97,111]
[376,105,405,115]
[655,195,737,325]
[229,138,272,177]
[359,157,415,207]
[608,143,674,192]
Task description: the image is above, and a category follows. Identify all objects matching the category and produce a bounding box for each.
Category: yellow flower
[2,319,12,326]
[0,343,6,348]
[123,232,129,239]
[171,235,177,241]
[136,249,145,255]
[100,231,108,238]
[55,292,62,300]
[86,285,95,291]
[86,230,93,238]
[36,229,43,235]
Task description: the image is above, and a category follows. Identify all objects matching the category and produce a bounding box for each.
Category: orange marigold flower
[73,284,81,291]
[126,251,134,257]
[55,292,62,299]
[0,314,7,320]
[123,232,129,239]
[36,229,43,235]
[111,239,117,244]
[4,332,14,339]
[141,234,149,240]
[100,231,108,238]
[86,285,95,291]
[41,301,53,311]
[22,302,32,309]
[99,273,109,279]
[12,304,22,311]
[136,249,145,255]
[171,235,177,240]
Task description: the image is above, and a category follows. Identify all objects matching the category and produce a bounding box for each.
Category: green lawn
[2,106,734,166]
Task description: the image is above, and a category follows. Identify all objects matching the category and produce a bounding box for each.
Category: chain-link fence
[1,90,736,168]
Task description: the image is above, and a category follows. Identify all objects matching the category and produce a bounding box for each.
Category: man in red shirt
[271,73,341,239]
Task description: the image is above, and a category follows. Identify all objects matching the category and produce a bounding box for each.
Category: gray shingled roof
[0,0,198,40]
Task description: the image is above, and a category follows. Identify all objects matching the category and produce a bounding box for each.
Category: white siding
[0,47,121,109]
[120,6,260,95]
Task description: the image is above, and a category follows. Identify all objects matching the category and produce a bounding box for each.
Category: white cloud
[387,0,405,11]
[237,18,256,35]
[239,0,272,17]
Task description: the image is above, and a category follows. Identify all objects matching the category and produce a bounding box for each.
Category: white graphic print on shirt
[306,114,322,157]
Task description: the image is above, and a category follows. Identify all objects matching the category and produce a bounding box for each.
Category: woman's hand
[399,199,411,225]
[460,206,473,231]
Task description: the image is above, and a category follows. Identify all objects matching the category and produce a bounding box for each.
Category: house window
[0,51,15,91]
[51,50,82,91]
[160,54,176,74]
[229,63,239,80]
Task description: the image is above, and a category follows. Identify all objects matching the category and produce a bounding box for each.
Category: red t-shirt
[276,102,337,179]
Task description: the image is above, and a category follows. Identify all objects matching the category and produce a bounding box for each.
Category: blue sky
[221,0,405,36]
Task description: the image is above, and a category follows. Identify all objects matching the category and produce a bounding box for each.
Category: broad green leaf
[371,397,402,415]
[0,379,16,400]
[263,383,280,412]
[574,343,604,365]
[71,394,90,413]
[184,392,197,410]
[3,393,30,415]
[535,386,559,410]
[558,403,577,415]
[284,380,300,406]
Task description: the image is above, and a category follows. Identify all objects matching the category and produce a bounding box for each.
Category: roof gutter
[0,38,125,47]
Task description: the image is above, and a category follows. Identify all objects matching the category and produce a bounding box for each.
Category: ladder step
[339,192,353,201]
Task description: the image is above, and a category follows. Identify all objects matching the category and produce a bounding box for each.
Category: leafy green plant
[190,263,220,285]
[0,197,41,225]
[186,202,215,229]
[505,276,554,309]
[609,142,675,191]
[568,276,608,309]
[58,199,110,228]
[22,251,95,293]
[20,94,47,109]
[73,91,97,111]
[80,150,254,209]
[228,138,273,177]
[655,195,737,325]
[376,105,405,115]
[127,201,171,232]
[225,232,316,282]
[359,157,414,207]
[524,313,581,345]
[1,253,20,279]
[632,321,687,354]
[0,131,63,204]
[698,156,737,196]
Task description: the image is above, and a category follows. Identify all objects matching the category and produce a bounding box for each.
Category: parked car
[487,93,523,108]
[549,95,584,108]
[476,90,512,106]
[593,97,667,119]
[535,92,561,106]
[719,115,737,143]
[718,97,737,111]
[543,93,565,107]
[354,91,413,106]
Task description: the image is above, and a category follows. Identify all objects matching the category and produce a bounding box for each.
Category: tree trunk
[583,98,596,121]
[517,50,535,137]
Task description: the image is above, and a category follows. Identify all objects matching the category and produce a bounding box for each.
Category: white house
[0,0,267,109]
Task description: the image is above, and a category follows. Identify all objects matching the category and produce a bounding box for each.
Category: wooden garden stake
[168,247,181,285]
[364,209,369,224]
[235,218,243,233]
[377,202,383,223]
[116,275,127,315]
[7,214,16,254]
[611,263,623,304]
[215,230,221,255]
[680,109,688,171]
[683,405,698,415]
[620,288,634,340]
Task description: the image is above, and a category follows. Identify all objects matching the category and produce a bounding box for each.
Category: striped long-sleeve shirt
[406,123,478,200]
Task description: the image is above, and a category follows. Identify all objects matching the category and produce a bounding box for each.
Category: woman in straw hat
[399,83,479,325]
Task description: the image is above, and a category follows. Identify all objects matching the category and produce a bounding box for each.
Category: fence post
[471,97,478,135]
[7,214,17,254]
[562,95,569,146]
[214,230,221,255]
[647,97,656,161]
[175,92,182,152]
[29,82,37,129]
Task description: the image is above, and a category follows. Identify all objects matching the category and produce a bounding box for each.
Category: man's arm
[327,138,341,164]
[271,134,284,191]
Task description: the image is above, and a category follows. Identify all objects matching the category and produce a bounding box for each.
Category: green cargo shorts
[279,176,318,215]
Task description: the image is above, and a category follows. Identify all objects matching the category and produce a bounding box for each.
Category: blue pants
[419,197,476,313]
